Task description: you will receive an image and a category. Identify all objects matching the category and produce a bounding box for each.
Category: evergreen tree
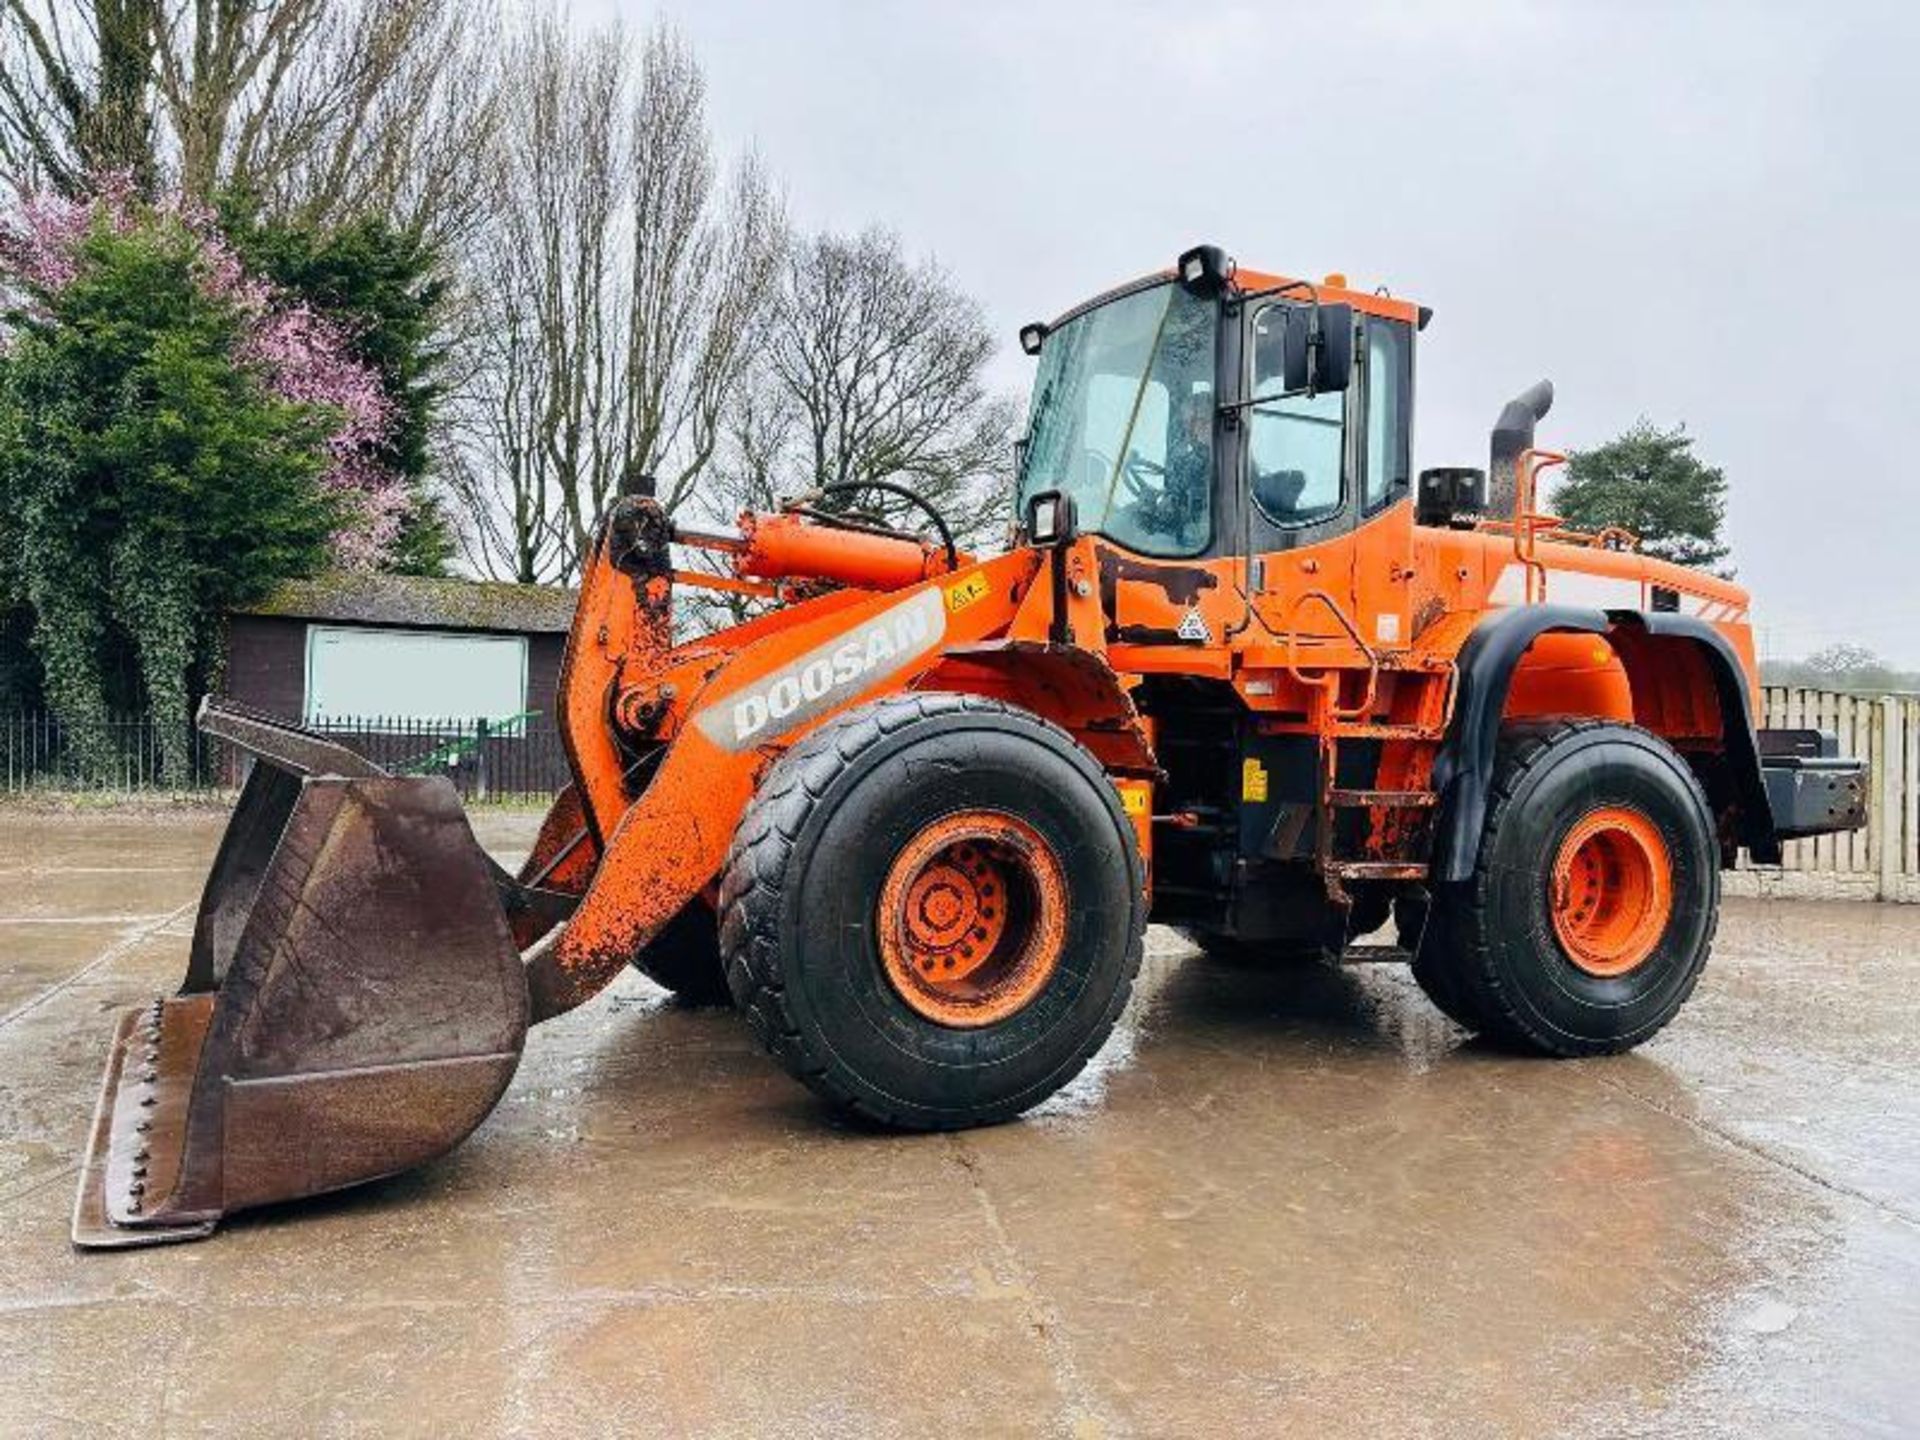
[0,215,343,780]
[1556,419,1730,573]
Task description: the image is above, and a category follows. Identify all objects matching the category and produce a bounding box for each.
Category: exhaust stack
[1487,379,1554,515]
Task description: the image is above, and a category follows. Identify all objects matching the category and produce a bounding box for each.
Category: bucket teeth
[71,999,218,1249]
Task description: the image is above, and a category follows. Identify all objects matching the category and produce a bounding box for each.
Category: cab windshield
[1017,281,1217,556]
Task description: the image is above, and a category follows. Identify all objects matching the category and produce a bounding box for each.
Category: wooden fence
[1740,687,1919,903]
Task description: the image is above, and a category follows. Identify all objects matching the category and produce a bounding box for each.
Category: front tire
[719,693,1147,1130]
[1418,721,1719,1055]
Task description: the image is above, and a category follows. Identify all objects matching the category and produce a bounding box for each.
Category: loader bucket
[72,704,530,1248]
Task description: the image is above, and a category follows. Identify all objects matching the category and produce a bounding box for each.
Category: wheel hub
[1549,805,1673,978]
[877,811,1066,1027]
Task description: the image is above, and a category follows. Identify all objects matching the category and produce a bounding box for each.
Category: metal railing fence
[0,709,568,804]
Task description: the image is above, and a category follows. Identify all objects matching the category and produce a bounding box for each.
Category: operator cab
[1015,250,1417,562]
[1018,278,1220,556]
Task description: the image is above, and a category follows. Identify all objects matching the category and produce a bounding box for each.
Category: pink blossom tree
[1,175,407,569]
[1,175,426,782]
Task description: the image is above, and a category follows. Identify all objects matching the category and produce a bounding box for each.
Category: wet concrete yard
[2,811,1916,1436]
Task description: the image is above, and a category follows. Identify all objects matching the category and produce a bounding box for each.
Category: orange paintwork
[1505,633,1635,724]
[738,511,957,591]
[1234,265,1422,328]
[1550,806,1674,977]
[875,810,1068,1028]
[527,544,1043,1018]
[519,259,1765,1021]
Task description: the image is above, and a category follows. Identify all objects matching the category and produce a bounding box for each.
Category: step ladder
[1316,718,1445,899]
[1274,589,1457,904]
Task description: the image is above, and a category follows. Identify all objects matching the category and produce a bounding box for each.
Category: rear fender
[1430,607,1777,882]
[1605,611,1777,863]
[1430,606,1608,882]
[528,552,1038,1019]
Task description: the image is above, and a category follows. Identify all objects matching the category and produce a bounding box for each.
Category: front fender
[528,555,1037,1019]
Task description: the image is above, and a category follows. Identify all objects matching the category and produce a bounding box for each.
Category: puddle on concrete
[1,814,1914,1433]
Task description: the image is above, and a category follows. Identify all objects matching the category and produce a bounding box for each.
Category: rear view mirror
[1280,302,1353,396]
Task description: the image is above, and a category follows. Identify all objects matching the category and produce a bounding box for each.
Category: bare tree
[205,1,505,247]
[708,227,1016,548]
[446,18,784,584]
[0,0,501,244]
[0,1,160,193]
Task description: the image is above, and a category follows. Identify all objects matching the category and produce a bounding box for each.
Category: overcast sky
[589,0,1920,664]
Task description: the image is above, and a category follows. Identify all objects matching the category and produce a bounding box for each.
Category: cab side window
[1246,303,1346,528]
[1363,318,1411,513]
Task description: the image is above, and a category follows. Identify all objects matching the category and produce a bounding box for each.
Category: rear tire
[630,901,731,1006]
[1418,720,1719,1055]
[720,693,1147,1130]
[1405,892,1497,1033]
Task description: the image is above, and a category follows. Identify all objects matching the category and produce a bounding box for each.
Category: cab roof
[1047,263,1424,333]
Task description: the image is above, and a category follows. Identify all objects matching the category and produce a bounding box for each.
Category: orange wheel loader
[73,245,1871,1248]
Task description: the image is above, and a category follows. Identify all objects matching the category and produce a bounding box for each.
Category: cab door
[1241,300,1364,645]
[1241,305,1414,655]
[1351,313,1416,653]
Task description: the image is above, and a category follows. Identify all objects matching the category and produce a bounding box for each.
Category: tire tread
[1430,719,1721,1055]
[718,692,1145,1129]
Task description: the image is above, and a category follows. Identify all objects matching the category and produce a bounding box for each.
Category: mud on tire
[718,692,1147,1131]
[1416,720,1720,1056]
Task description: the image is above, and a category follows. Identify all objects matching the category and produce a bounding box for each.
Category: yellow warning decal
[944,573,991,613]
[1241,757,1269,803]
[1116,782,1150,817]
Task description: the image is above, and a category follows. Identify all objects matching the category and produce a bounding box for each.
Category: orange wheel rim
[1549,805,1673,977]
[877,810,1068,1028]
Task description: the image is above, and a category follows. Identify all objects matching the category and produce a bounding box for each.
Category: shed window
[305,626,528,726]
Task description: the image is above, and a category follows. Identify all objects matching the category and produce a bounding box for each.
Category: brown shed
[225,572,576,729]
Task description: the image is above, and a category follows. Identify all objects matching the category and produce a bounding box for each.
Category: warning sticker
[944,573,991,613]
[1241,757,1269,803]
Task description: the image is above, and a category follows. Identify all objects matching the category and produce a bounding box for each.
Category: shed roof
[237,572,577,635]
